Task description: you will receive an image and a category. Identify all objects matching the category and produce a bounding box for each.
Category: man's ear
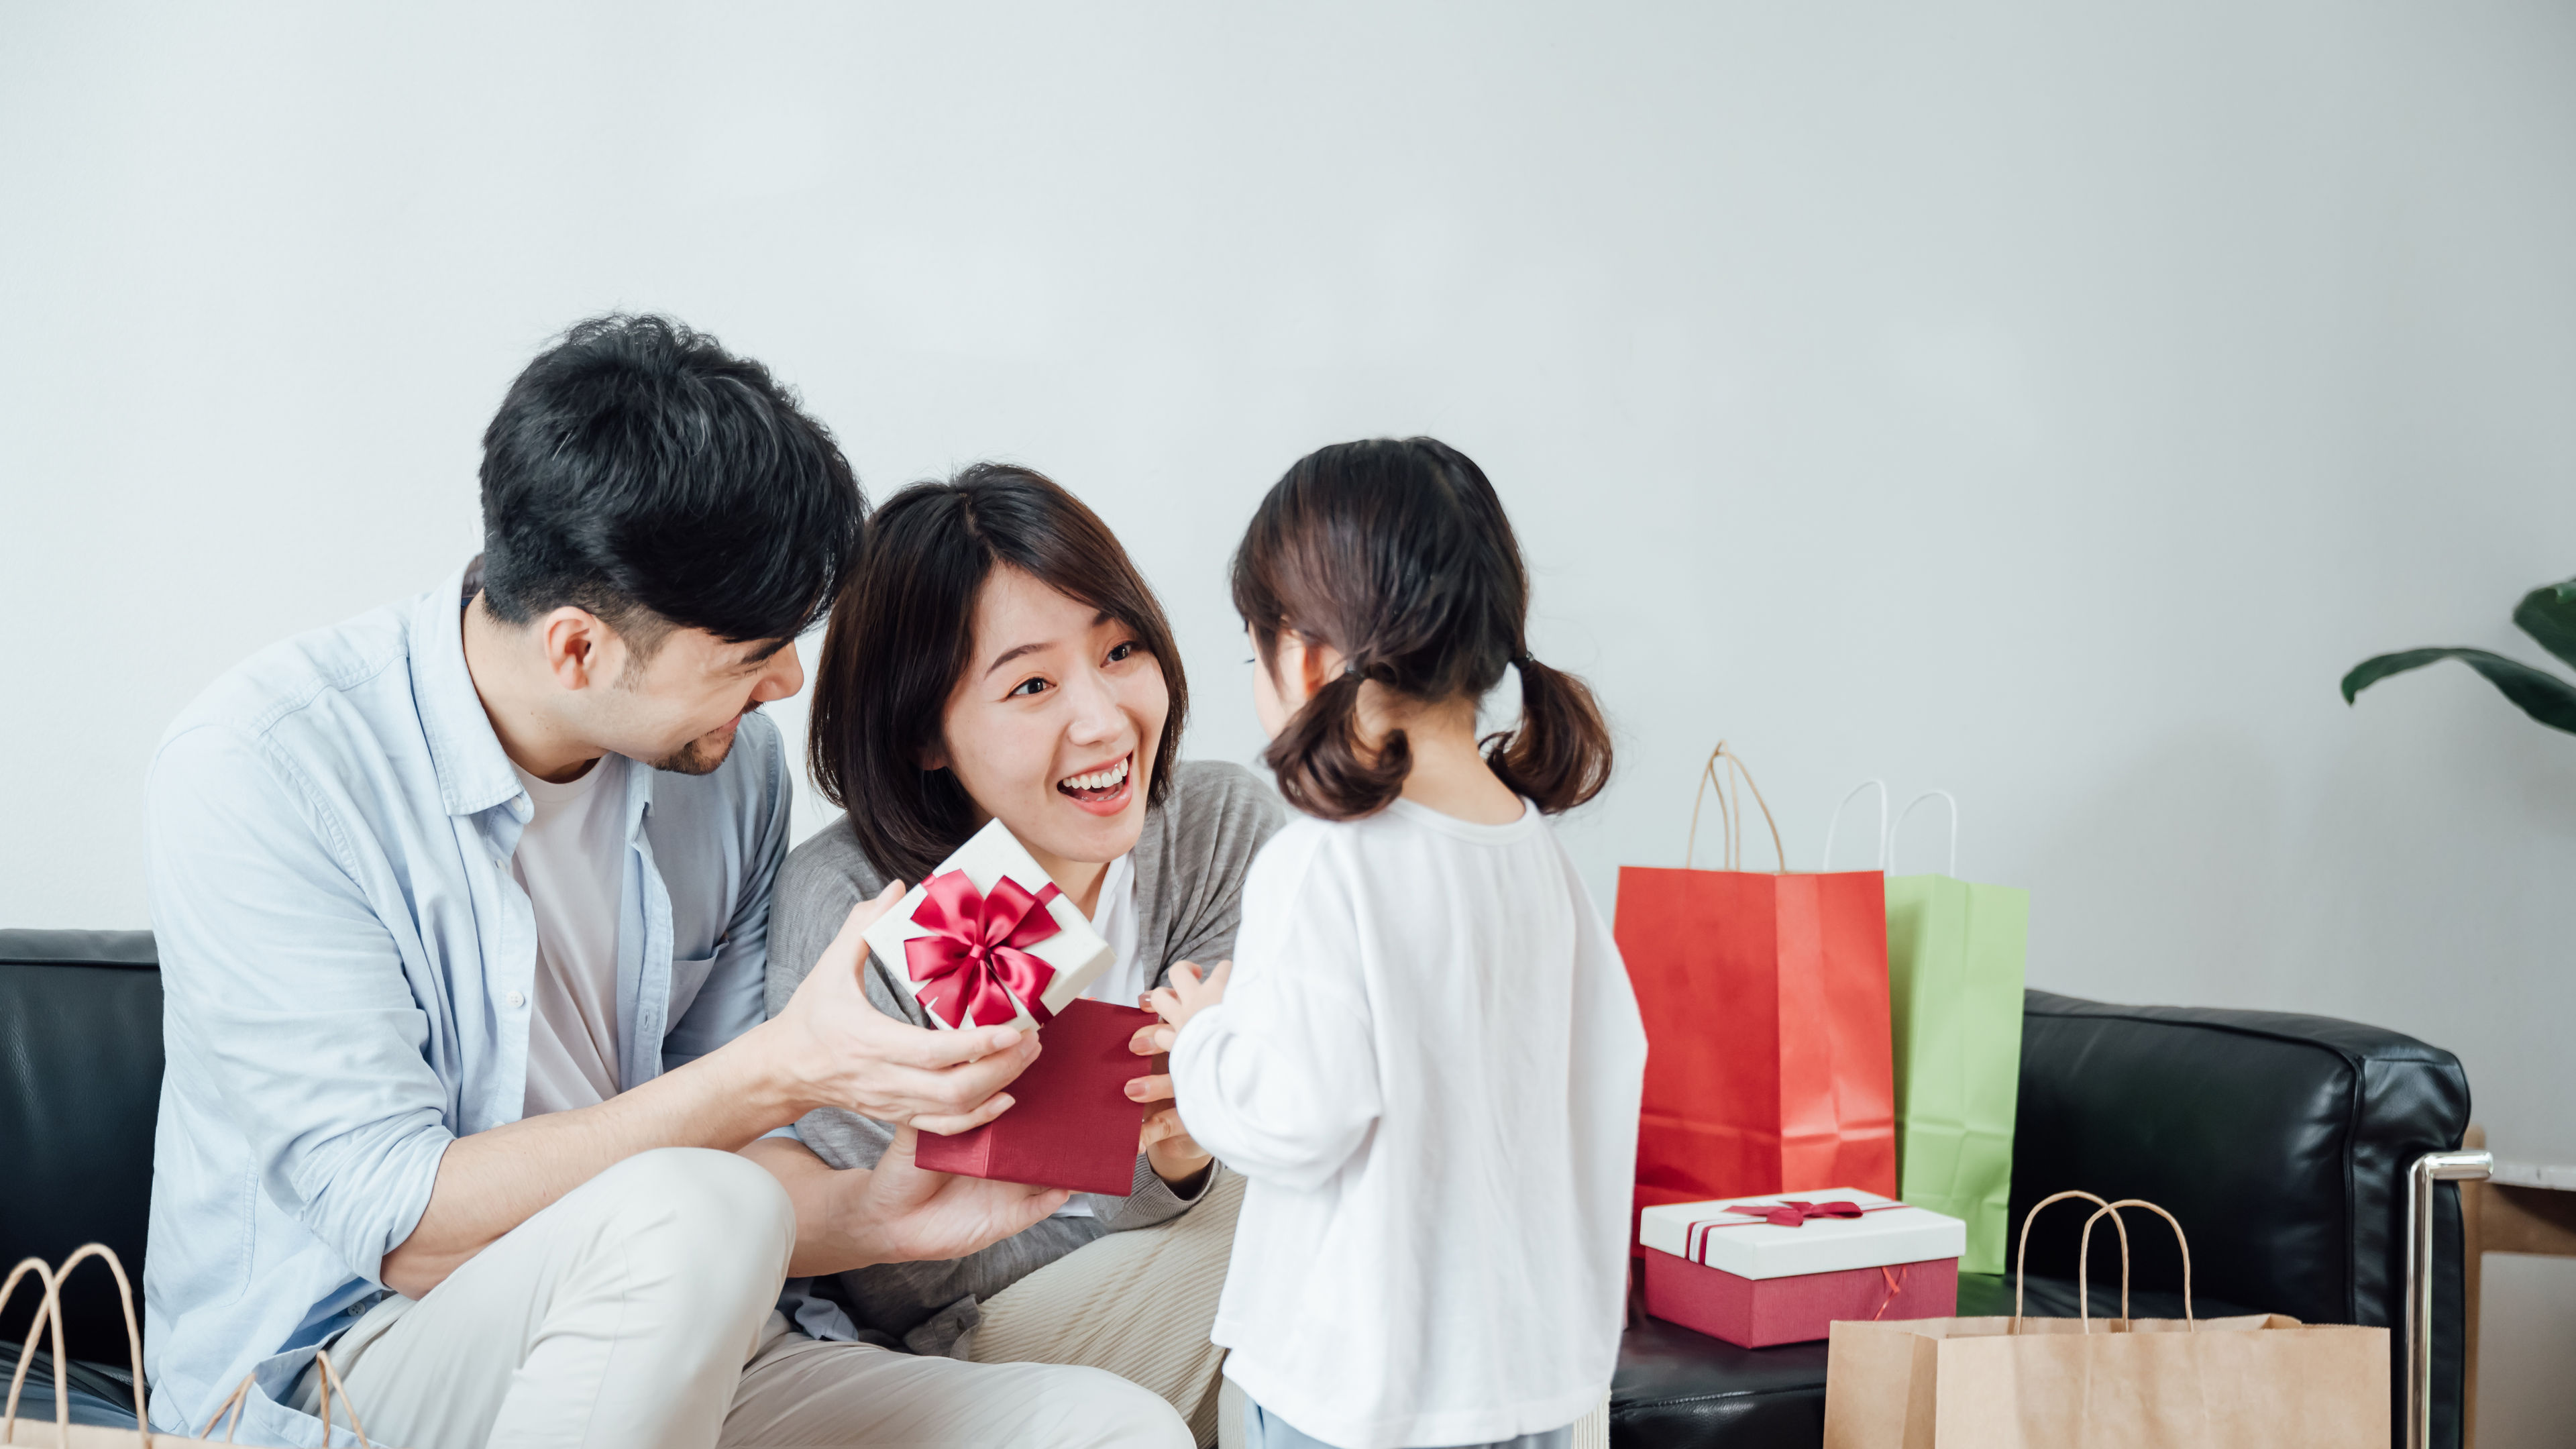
[536,607,614,691]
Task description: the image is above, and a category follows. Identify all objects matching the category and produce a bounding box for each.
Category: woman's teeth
[1059,757,1130,792]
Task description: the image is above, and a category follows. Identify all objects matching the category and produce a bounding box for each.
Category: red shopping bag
[1618,744,1896,1230]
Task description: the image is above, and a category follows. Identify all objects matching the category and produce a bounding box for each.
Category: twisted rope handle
[1888,790,1960,875]
[3,1244,150,1448]
[1684,742,1784,872]
[2080,1199,2196,1333]
[204,1349,375,1447]
[2009,1190,2129,1334]
[2,1257,66,1446]
[1820,780,1889,871]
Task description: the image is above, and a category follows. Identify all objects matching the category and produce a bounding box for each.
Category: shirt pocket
[665,949,720,1020]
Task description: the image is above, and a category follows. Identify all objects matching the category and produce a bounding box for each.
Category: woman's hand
[1125,1017,1212,1189]
[1136,959,1230,1189]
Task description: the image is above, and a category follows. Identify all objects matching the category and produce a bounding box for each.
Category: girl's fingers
[1125,1071,1174,1103]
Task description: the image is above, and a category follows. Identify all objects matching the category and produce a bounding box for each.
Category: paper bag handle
[1819,780,1888,871]
[1684,742,1785,873]
[2079,1199,2195,1333]
[1886,790,1960,875]
[2008,1190,2129,1333]
[3,1244,150,1448]
[2,1257,72,1447]
[202,1349,376,1448]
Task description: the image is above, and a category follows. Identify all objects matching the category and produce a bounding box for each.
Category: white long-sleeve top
[1170,797,1648,1449]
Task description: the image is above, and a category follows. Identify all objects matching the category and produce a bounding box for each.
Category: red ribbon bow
[903,869,1065,1029]
[1682,1199,1910,1263]
[1729,1198,1868,1228]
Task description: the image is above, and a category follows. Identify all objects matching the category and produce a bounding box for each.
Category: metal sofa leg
[2408,1149,2491,1449]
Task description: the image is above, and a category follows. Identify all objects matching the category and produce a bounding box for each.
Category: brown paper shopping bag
[1823,1191,2388,1448]
[4,1244,394,1449]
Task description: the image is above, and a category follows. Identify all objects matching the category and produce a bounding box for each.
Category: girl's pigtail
[1264,666,1413,821]
[1484,654,1614,812]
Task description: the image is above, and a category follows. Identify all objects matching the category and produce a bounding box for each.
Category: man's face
[596,627,806,775]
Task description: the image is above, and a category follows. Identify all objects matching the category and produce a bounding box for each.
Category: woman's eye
[1106,641,1136,664]
[1008,677,1051,698]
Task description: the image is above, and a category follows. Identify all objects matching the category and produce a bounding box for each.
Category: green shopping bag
[1876,792,2027,1275]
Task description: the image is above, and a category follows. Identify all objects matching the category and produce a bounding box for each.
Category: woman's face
[932,564,1170,875]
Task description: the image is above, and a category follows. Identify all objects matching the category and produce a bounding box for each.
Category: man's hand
[854,1127,1071,1265]
[761,885,1041,1132]
[384,887,1044,1298]
[743,1132,1067,1275]
[1125,1016,1212,1189]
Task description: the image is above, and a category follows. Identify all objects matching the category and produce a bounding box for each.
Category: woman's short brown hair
[807,463,1189,885]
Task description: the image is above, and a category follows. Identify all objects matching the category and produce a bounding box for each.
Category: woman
[766,462,1282,1446]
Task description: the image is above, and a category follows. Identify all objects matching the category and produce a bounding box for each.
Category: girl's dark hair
[808,463,1188,885]
[1230,437,1613,820]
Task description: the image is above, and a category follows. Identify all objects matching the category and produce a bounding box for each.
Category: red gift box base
[1642,1247,1957,1348]
[913,998,1151,1195]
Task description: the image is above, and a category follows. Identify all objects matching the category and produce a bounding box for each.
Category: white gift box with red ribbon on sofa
[1638,1188,1965,1347]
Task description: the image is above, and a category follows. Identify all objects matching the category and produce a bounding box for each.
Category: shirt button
[506,990,527,1008]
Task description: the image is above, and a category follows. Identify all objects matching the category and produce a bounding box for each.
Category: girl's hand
[1125,1018,1212,1188]
[1144,958,1231,1034]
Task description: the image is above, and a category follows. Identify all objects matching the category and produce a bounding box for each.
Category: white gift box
[1638,1188,1966,1278]
[863,818,1115,1031]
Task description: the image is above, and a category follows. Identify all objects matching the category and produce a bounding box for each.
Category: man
[144,315,1191,1448]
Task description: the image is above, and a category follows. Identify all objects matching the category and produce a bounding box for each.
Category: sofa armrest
[2010,988,2471,1448]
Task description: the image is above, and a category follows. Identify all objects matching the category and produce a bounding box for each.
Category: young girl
[1148,438,1647,1449]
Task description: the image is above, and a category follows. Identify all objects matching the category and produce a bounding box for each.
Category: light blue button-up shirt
[142,567,792,1446]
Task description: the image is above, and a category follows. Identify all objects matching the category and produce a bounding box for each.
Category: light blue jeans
[1242,1397,1574,1449]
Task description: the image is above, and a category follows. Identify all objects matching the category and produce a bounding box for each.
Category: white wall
[5,1,2573,1434]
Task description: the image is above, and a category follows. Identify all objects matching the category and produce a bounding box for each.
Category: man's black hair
[478,313,867,652]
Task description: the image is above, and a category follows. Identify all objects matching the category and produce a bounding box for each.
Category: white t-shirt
[1079,852,1143,1006]
[1170,798,1647,1449]
[512,757,627,1118]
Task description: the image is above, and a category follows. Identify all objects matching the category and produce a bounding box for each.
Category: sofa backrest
[0,930,162,1360]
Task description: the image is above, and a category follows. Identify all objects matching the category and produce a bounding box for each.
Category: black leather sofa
[2,930,2473,1447]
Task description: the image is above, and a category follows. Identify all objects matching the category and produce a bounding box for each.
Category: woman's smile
[1057,751,1134,816]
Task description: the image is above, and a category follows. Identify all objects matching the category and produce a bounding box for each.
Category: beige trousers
[964,1168,1246,1446]
[299,1148,1190,1449]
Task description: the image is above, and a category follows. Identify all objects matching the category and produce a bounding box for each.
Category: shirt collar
[413,561,528,820]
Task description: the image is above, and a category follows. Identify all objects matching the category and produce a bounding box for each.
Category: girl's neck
[1369,692,1525,826]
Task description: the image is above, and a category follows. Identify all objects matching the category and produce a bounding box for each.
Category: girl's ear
[1296,637,1344,700]
[917,741,950,771]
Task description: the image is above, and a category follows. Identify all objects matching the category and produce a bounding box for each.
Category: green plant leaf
[2341,647,2576,734]
[2513,576,2576,672]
